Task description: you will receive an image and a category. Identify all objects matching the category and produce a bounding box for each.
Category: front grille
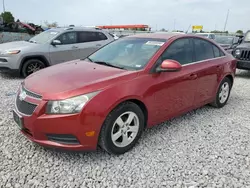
[46,134,80,145]
[240,50,250,61]
[22,86,42,99]
[16,95,37,115]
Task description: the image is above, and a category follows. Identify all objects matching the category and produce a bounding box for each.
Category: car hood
[24,60,138,100]
[0,41,36,52]
[236,42,250,49]
[219,44,231,49]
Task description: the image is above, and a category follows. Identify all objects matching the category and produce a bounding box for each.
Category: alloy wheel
[111,111,139,148]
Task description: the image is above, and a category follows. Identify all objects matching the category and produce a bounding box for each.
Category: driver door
[148,38,199,122]
[49,31,78,65]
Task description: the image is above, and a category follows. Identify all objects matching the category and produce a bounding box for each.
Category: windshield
[215,36,234,44]
[29,29,60,44]
[244,32,250,42]
[87,38,166,70]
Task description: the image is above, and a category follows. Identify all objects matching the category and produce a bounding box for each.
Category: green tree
[1,11,15,24]
[236,30,243,35]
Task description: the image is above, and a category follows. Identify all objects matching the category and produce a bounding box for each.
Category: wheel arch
[225,74,234,86]
[19,55,50,75]
[106,97,149,128]
[215,73,234,97]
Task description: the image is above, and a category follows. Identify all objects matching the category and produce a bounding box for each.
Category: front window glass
[160,38,193,65]
[29,29,60,44]
[56,32,77,44]
[87,38,166,70]
[215,36,234,44]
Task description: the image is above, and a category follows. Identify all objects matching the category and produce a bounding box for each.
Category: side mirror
[156,59,182,73]
[51,39,61,46]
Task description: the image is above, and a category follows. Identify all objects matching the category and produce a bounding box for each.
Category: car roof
[126,33,184,40]
[196,33,214,35]
[215,35,235,38]
[47,27,105,32]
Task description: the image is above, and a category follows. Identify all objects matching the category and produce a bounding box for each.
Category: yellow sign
[192,25,203,31]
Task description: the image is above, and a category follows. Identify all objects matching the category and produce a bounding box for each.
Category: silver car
[0,27,114,77]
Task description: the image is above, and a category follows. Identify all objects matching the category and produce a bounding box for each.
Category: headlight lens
[1,50,21,55]
[46,91,100,114]
[235,49,241,56]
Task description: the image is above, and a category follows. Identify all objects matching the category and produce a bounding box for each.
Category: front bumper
[13,88,105,151]
[0,55,21,71]
[236,60,250,70]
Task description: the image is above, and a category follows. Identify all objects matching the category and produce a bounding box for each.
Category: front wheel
[21,59,46,78]
[210,77,232,108]
[99,102,145,155]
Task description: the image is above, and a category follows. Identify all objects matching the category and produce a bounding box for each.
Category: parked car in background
[232,30,250,70]
[0,27,114,77]
[108,32,119,40]
[196,33,216,40]
[13,33,236,155]
[215,35,241,54]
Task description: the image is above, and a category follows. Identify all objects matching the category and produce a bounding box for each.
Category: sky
[4,0,250,32]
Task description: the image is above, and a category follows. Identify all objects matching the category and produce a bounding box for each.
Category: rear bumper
[236,60,250,70]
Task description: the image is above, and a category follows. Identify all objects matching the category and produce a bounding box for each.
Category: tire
[210,77,232,108]
[21,59,46,78]
[99,102,145,155]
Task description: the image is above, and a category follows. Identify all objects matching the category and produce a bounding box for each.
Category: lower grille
[46,134,80,145]
[240,50,250,61]
[16,96,37,115]
[23,128,33,137]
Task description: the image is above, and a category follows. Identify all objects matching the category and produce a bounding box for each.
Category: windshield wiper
[93,61,126,70]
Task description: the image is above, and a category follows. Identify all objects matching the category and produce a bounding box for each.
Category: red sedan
[13,33,236,155]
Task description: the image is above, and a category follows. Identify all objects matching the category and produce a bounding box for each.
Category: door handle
[72,46,78,49]
[96,44,102,47]
[189,73,198,80]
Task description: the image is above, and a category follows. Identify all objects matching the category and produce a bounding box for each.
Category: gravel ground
[0,70,250,188]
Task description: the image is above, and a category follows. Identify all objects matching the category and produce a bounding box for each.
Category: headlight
[235,49,241,56]
[46,91,100,114]
[1,50,21,55]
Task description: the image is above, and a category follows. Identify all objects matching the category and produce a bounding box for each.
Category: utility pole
[223,9,229,32]
[2,0,5,12]
[173,19,176,31]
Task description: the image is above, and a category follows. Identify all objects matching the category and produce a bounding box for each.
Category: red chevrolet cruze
[13,33,236,155]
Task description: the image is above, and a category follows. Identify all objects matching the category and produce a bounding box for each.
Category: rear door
[49,31,78,65]
[75,31,111,59]
[192,38,225,106]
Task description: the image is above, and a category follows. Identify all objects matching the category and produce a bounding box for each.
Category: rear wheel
[99,102,145,155]
[210,77,232,108]
[21,59,46,78]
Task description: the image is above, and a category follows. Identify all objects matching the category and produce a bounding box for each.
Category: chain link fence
[0,32,34,43]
